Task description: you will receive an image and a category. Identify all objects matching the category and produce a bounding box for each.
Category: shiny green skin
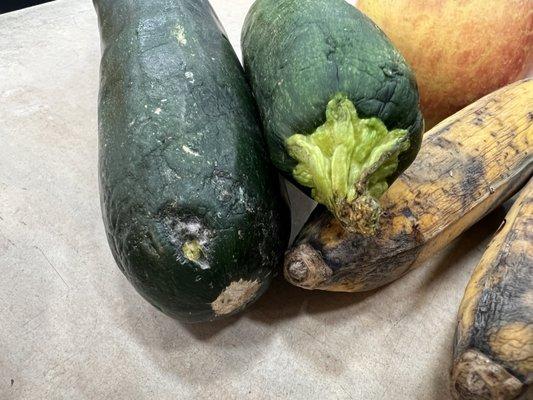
[242,0,424,183]
[95,0,288,323]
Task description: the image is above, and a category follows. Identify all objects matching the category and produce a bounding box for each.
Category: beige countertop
[0,1,517,399]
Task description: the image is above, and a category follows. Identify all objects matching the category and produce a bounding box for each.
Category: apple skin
[358,0,532,129]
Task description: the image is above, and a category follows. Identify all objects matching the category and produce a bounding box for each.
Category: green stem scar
[286,94,410,235]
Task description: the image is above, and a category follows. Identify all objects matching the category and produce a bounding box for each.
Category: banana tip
[284,244,332,290]
[450,349,523,400]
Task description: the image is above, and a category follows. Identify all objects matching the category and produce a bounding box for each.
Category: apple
[357,0,532,128]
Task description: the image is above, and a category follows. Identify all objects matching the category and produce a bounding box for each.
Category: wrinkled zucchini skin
[284,80,533,293]
[95,0,288,323]
[241,0,424,181]
[451,180,533,400]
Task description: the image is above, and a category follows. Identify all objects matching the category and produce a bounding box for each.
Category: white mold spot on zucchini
[211,279,261,316]
[184,71,195,83]
[173,25,187,46]
[237,186,254,212]
[162,217,212,269]
[182,145,199,157]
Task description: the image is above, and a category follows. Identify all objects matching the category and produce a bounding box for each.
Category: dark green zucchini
[242,0,423,234]
[94,0,288,323]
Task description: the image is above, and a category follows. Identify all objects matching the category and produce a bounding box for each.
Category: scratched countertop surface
[0,1,518,399]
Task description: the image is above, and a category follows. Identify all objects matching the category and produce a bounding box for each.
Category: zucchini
[284,80,533,292]
[94,0,288,322]
[451,179,532,400]
[242,0,423,234]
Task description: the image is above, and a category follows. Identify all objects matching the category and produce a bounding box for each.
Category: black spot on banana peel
[451,179,533,400]
[284,79,533,292]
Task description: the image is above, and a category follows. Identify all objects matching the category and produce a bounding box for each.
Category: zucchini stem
[286,94,410,235]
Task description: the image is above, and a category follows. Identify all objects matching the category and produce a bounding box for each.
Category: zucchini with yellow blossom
[284,79,533,292]
[451,179,532,400]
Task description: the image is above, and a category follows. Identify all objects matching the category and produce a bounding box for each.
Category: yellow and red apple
[357,0,532,128]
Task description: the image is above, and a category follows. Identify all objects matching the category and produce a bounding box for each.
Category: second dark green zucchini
[242,0,423,234]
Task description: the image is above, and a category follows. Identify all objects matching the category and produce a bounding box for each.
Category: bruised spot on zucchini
[286,94,410,235]
[451,350,524,400]
[211,279,261,316]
